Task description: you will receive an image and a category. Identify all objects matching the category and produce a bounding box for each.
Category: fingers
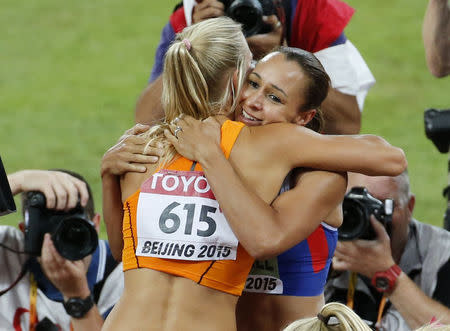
[370,216,390,242]
[164,129,179,147]
[263,14,282,31]
[41,233,66,270]
[332,256,350,271]
[193,0,225,23]
[124,123,150,136]
[53,172,88,210]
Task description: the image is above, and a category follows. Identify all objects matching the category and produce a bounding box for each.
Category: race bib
[244,259,283,294]
[135,169,238,261]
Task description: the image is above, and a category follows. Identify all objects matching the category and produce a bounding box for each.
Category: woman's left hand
[164,115,222,163]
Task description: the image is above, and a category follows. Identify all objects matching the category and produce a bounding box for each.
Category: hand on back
[101,124,163,178]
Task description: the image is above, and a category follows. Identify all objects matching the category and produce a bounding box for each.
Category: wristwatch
[371,264,402,293]
[63,294,94,318]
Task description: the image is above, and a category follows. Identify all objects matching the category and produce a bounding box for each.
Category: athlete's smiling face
[235,52,313,127]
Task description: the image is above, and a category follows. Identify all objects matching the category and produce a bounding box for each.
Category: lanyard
[29,274,38,331]
[346,272,387,330]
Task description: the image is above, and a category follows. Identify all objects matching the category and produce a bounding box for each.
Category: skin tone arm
[423,0,450,78]
[7,170,89,209]
[247,121,407,176]
[169,116,406,176]
[321,88,361,134]
[135,76,164,124]
[333,218,450,329]
[165,117,347,259]
[101,124,162,261]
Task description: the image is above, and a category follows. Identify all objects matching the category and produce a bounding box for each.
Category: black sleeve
[432,258,450,307]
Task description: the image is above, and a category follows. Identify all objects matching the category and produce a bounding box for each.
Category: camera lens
[339,199,370,240]
[227,0,263,36]
[52,217,98,260]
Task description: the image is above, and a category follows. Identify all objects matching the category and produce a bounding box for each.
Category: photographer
[325,171,450,330]
[136,0,375,134]
[0,170,123,330]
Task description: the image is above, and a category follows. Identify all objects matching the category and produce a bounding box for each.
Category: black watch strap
[63,294,94,318]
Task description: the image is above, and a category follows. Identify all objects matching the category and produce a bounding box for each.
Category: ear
[92,213,101,233]
[294,109,316,127]
[232,69,239,90]
[407,194,415,215]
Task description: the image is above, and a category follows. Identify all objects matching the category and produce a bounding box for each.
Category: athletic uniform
[244,170,338,296]
[122,120,254,296]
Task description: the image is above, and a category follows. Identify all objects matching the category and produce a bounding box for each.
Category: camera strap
[29,273,38,331]
[346,272,388,329]
[0,256,32,297]
[346,271,357,309]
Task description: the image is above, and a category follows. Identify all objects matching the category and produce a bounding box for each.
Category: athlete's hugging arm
[246,122,408,177]
[101,124,162,261]
[165,116,407,259]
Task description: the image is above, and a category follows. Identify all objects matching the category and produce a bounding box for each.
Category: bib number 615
[159,202,217,237]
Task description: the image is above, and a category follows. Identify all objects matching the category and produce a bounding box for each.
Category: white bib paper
[136,169,238,261]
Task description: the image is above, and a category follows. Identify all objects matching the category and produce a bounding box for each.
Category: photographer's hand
[246,15,284,60]
[41,234,104,330]
[192,0,225,23]
[40,233,90,298]
[7,170,88,210]
[333,217,395,279]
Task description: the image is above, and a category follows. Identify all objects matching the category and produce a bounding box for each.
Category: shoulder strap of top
[220,120,246,159]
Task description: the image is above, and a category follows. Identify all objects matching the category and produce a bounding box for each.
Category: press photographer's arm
[3,170,112,331]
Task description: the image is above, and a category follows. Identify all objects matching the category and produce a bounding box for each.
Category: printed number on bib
[136,169,238,261]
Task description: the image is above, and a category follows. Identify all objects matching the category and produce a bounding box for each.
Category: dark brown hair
[276,46,331,132]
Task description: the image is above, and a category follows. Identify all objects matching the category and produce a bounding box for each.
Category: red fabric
[170,7,187,33]
[307,226,329,273]
[290,0,355,52]
[13,308,28,331]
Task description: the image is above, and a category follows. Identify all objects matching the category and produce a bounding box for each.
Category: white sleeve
[183,0,198,27]
[96,263,124,316]
[314,40,376,111]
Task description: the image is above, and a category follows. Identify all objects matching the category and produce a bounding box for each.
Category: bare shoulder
[121,167,156,202]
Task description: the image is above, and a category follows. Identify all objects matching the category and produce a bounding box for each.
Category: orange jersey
[122,120,254,296]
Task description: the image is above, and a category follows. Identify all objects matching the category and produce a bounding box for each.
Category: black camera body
[24,191,98,261]
[339,187,393,241]
[424,108,450,154]
[0,156,16,217]
[219,0,277,37]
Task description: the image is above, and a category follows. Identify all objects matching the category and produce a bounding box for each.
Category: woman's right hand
[164,115,222,163]
[101,124,163,178]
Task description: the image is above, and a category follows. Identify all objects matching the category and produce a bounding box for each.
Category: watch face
[375,277,389,290]
[64,296,94,318]
[66,299,86,318]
